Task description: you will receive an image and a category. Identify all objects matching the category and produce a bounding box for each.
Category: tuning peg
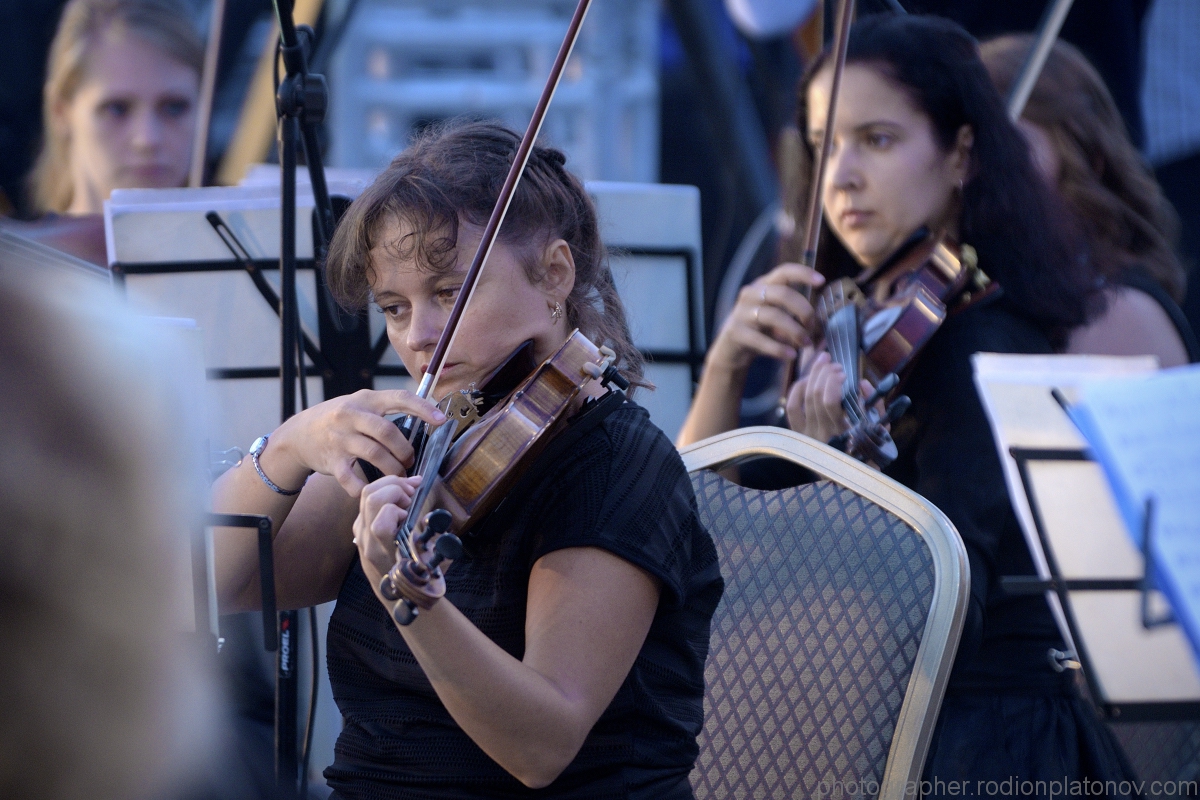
[415,508,453,547]
[393,601,417,626]
[883,395,911,424]
[863,373,900,409]
[602,364,630,390]
[430,533,464,569]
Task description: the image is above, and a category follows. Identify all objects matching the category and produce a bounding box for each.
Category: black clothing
[926,688,1137,795]
[882,294,1137,796]
[323,399,724,800]
[1155,152,1200,343]
[886,296,1066,693]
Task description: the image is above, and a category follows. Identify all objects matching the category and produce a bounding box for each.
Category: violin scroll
[380,508,464,625]
[812,281,907,467]
[826,373,909,467]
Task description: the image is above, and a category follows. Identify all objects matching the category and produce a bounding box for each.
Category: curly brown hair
[325,120,646,392]
[981,35,1186,303]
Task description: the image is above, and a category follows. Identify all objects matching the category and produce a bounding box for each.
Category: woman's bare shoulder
[1067,287,1188,367]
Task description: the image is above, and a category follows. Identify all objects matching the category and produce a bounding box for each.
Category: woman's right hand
[264,389,447,498]
[707,263,826,374]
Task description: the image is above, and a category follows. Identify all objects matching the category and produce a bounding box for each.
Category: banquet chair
[680,427,969,800]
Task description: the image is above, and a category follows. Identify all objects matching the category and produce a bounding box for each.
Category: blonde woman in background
[30,0,203,215]
[982,35,1197,366]
[2,0,201,266]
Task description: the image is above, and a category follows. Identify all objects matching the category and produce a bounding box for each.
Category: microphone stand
[271,2,337,796]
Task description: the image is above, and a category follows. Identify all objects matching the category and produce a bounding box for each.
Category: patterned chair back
[680,428,969,800]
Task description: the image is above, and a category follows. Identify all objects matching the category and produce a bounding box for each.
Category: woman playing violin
[680,14,1134,795]
[213,121,722,799]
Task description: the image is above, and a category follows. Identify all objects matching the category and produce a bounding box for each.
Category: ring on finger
[754,305,762,326]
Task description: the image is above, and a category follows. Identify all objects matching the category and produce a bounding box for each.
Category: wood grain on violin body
[434,330,603,532]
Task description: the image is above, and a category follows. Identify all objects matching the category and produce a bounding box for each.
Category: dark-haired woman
[212,121,722,799]
[681,14,1135,795]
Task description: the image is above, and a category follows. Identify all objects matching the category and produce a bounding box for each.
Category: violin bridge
[439,390,482,440]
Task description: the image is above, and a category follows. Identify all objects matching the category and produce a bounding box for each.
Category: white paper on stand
[973,354,1158,656]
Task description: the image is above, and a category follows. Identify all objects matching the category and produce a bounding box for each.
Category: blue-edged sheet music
[1067,364,1200,660]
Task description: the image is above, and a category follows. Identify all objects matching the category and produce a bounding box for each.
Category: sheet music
[0,229,111,282]
[973,354,1200,702]
[972,353,1158,656]
[1069,364,1200,660]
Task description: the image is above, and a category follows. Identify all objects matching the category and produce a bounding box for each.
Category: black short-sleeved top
[323,396,724,800]
[884,295,1072,694]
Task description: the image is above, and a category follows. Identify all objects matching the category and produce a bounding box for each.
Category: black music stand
[204,513,278,651]
[1002,446,1200,722]
[272,2,342,795]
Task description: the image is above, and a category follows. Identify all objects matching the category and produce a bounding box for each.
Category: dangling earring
[550,301,564,322]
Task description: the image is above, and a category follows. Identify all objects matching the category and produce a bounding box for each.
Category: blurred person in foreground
[0,261,215,799]
[982,34,1197,366]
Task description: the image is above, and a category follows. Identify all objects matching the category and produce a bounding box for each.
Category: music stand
[972,354,1200,721]
[1003,447,1200,721]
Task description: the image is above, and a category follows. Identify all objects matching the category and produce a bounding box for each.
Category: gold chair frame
[680,426,971,799]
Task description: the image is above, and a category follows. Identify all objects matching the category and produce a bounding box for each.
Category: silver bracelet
[249,435,303,496]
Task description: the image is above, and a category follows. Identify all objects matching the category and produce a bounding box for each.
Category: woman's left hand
[784,350,874,444]
[785,350,848,442]
[354,475,424,602]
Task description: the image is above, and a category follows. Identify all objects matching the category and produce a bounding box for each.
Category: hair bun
[537,147,567,168]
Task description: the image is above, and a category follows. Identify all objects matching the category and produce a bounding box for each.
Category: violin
[812,279,904,466]
[379,333,629,623]
[366,0,613,625]
[808,228,991,466]
[853,228,989,384]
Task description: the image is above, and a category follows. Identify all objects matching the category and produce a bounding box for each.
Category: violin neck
[823,305,863,409]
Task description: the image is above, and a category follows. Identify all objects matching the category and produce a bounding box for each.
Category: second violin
[807,229,991,465]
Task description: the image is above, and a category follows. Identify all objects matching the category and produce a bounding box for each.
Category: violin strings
[826,282,864,425]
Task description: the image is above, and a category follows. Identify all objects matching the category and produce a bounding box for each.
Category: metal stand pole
[270,3,355,793]
[273,1,318,794]
[275,85,302,800]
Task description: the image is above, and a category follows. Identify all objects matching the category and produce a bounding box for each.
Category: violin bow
[189,0,226,187]
[417,0,594,403]
[777,0,854,407]
[1005,0,1076,121]
[798,0,855,273]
